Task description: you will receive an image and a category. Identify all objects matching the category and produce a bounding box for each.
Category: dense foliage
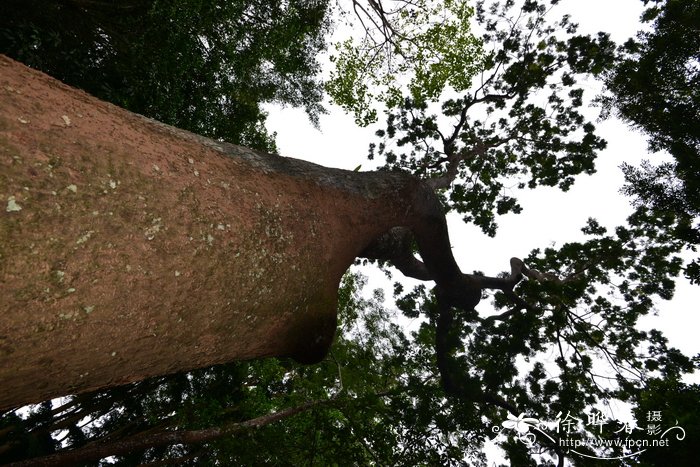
[602,0,700,284]
[342,0,699,464]
[0,0,331,152]
[363,0,615,235]
[1,0,697,465]
[327,0,484,125]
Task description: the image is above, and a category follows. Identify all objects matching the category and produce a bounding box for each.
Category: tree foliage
[348,0,698,464]
[0,0,332,151]
[601,0,700,283]
[327,0,484,125]
[632,379,700,466]
[603,0,699,164]
[365,0,615,236]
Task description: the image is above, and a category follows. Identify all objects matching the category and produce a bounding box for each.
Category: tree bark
[0,55,480,410]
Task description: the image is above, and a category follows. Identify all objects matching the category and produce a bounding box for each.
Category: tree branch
[434,293,566,466]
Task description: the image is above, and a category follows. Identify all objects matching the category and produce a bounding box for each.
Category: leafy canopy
[327,0,484,125]
[602,0,700,283]
[363,0,614,237]
[338,0,698,464]
[0,0,332,151]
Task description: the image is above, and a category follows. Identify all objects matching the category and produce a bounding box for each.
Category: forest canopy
[0,0,332,152]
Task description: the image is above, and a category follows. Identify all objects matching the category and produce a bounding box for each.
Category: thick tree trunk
[0,56,433,409]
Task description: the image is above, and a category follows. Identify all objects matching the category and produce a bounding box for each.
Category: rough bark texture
[0,56,430,410]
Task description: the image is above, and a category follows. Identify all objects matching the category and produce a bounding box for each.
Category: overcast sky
[264,0,699,370]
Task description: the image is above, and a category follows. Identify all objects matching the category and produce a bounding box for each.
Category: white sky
[264,0,699,367]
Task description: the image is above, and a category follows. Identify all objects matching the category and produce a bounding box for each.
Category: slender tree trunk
[9,398,330,466]
[1,55,463,410]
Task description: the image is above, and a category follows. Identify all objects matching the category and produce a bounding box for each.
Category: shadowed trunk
[0,55,479,410]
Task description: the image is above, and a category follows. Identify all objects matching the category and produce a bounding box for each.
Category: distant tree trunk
[0,55,479,410]
[10,398,331,466]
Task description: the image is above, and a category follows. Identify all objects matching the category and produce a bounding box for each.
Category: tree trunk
[9,398,331,466]
[0,55,431,409]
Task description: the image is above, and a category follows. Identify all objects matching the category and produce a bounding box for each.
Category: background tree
[0,0,331,152]
[327,0,484,125]
[632,379,700,466]
[601,0,700,283]
[1,0,698,465]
